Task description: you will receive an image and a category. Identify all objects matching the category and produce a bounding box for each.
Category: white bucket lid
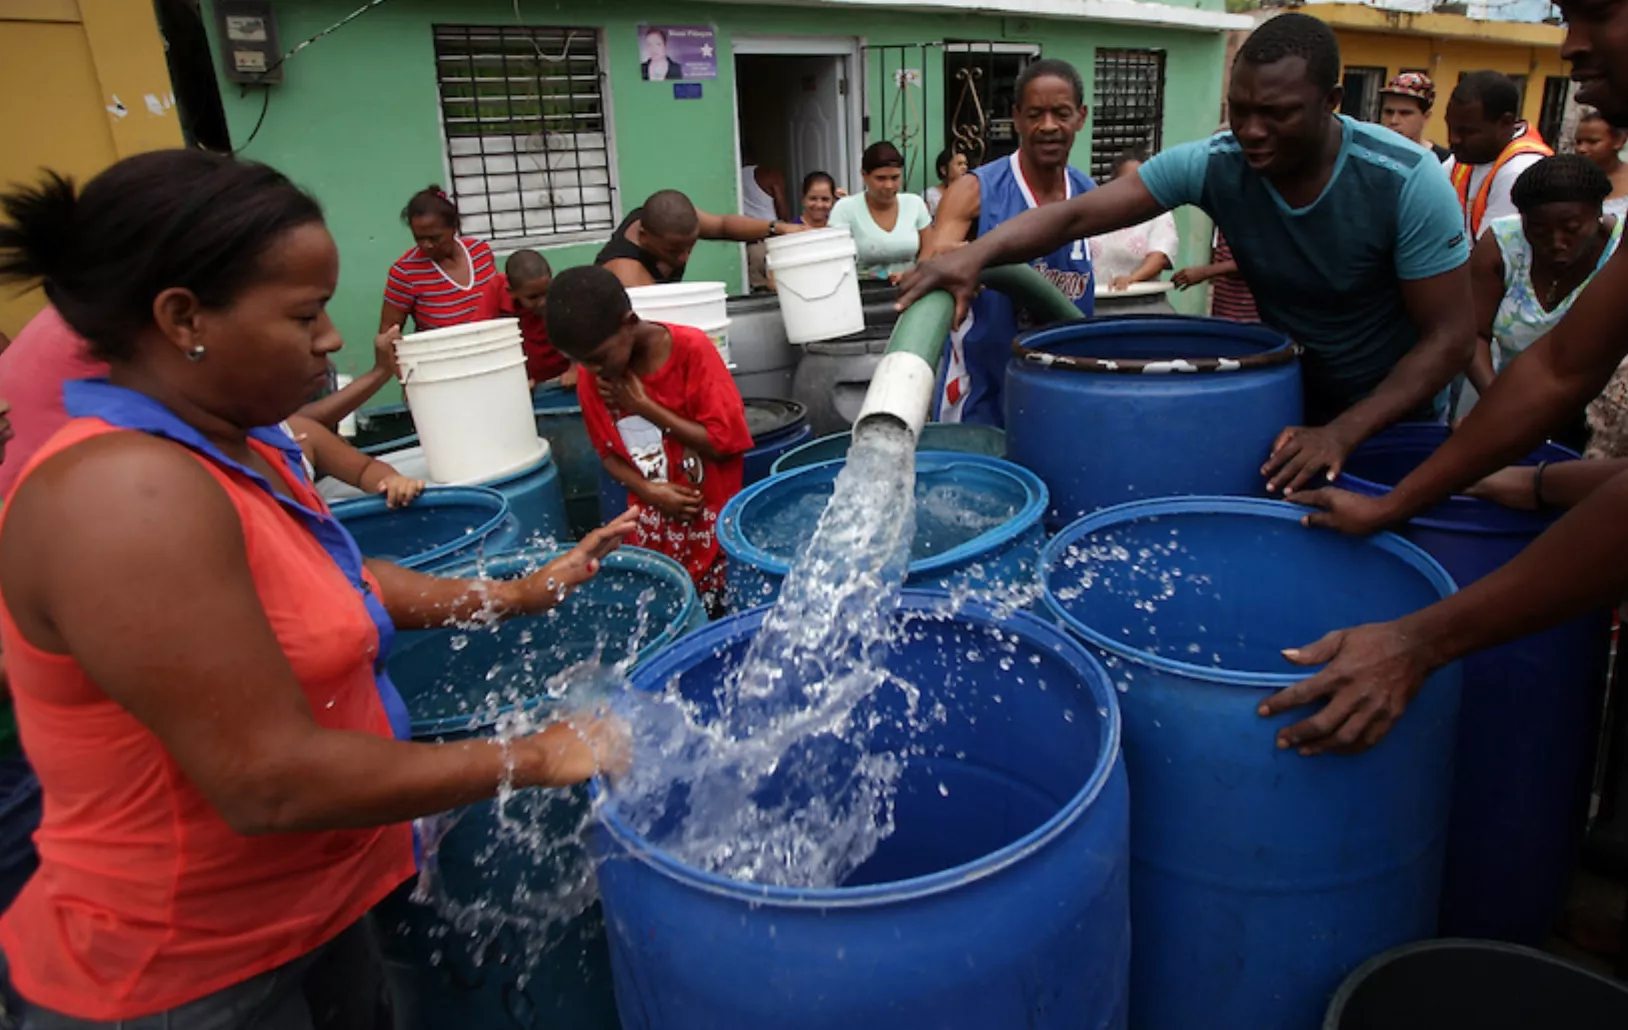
[766,226,852,254]
[399,317,521,347]
[627,282,728,305]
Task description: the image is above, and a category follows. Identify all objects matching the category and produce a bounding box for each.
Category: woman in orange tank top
[0,151,637,1027]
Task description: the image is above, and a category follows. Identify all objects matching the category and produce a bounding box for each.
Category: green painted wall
[204,1,1226,392]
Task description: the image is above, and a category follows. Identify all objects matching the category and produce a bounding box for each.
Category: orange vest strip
[1452,128,1555,238]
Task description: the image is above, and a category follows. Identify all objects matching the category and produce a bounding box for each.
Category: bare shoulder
[11,432,236,540]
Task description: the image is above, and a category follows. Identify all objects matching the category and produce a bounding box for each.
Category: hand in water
[373,326,402,379]
[1257,621,1433,755]
[642,481,703,521]
[377,473,425,508]
[524,713,632,786]
[1292,487,1399,535]
[1464,466,1539,510]
[516,508,639,612]
[896,246,984,326]
[1262,424,1357,495]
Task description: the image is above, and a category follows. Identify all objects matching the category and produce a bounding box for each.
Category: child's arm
[602,451,702,520]
[296,328,401,430]
[601,376,733,464]
[288,415,426,508]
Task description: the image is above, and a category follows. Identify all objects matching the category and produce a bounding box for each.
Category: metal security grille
[1090,49,1165,181]
[433,24,615,241]
[864,40,1035,196]
[1340,66,1387,123]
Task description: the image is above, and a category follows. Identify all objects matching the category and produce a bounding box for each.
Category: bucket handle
[1011,338,1303,375]
[775,261,856,304]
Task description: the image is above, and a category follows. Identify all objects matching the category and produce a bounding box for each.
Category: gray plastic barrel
[791,327,891,436]
[726,293,800,399]
[1325,938,1628,1029]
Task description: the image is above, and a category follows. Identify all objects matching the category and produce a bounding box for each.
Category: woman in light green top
[828,141,931,282]
[1461,157,1621,438]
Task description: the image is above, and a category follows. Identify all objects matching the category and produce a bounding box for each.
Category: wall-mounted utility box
[215,0,282,84]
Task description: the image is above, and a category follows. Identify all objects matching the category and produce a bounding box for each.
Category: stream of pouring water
[608,418,921,887]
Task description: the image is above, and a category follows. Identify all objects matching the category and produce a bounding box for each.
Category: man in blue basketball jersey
[927,59,1097,427]
[901,14,1475,495]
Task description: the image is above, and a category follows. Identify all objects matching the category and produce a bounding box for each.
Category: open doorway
[734,39,861,225]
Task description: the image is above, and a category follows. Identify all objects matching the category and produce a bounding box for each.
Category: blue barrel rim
[1321,936,1628,1028]
[769,424,1008,477]
[1013,314,1299,374]
[1336,422,1579,536]
[1040,496,1458,691]
[718,452,1049,579]
[332,485,514,569]
[401,544,703,738]
[593,589,1123,909]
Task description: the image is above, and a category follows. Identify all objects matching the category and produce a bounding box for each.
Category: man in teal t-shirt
[899,13,1475,494]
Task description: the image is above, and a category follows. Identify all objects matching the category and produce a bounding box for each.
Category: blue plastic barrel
[1336,423,1612,945]
[377,546,705,1030]
[1042,497,1462,1030]
[717,452,1048,611]
[1006,316,1301,528]
[534,385,600,540]
[353,402,418,456]
[770,423,1007,475]
[592,591,1131,1029]
[332,486,520,570]
[481,446,571,546]
[741,397,814,485]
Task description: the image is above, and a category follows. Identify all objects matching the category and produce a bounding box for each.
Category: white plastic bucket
[398,334,542,485]
[397,318,522,357]
[627,282,728,329]
[765,228,864,344]
[695,317,733,367]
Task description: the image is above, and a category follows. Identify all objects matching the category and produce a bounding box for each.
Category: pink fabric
[0,306,109,497]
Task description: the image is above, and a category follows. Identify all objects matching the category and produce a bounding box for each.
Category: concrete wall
[202,1,1230,385]
[0,0,183,337]
[1332,28,1570,147]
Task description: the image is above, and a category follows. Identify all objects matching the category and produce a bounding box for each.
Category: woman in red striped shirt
[380,186,497,332]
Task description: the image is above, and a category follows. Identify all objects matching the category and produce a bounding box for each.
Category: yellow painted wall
[0,0,182,338]
[1333,28,1570,148]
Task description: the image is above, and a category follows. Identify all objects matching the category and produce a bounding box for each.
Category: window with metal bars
[1340,66,1387,124]
[1538,75,1571,148]
[1090,49,1166,181]
[433,24,616,242]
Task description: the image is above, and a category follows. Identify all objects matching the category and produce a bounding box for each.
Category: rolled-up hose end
[852,291,954,442]
[852,264,1084,441]
[854,350,939,440]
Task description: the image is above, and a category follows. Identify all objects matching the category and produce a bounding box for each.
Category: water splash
[608,420,922,887]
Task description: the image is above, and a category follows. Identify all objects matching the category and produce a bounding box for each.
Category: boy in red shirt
[477,249,575,388]
[546,265,752,615]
